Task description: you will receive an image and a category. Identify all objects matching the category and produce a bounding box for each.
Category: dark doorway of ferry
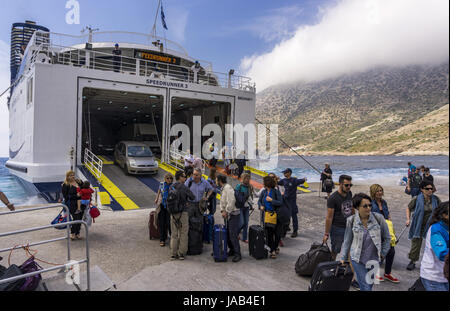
[81,88,164,161]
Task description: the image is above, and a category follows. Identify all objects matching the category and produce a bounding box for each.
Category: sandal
[160,242,165,247]
[270,253,277,259]
[70,234,76,241]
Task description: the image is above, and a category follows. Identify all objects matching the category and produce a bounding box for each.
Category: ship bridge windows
[82,88,164,159]
[170,97,231,154]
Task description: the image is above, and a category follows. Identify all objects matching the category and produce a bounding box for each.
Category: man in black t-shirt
[323,175,354,260]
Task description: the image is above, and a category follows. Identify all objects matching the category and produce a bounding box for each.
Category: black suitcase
[249,225,268,259]
[187,215,203,255]
[309,261,353,291]
[0,264,25,291]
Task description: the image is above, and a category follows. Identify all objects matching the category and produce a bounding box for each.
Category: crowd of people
[1,160,447,292]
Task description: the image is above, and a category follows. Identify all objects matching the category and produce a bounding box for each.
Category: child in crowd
[77,181,94,214]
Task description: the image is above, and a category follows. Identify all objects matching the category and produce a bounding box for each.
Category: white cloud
[0,40,10,158]
[241,0,450,92]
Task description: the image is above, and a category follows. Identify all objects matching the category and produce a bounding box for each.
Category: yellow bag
[386,220,397,247]
[264,211,277,226]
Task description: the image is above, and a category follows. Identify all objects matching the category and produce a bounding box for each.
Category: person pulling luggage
[340,193,391,291]
[217,175,241,263]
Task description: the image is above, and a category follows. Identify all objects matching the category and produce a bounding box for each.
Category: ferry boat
[5,20,257,209]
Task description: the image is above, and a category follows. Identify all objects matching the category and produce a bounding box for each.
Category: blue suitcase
[203,214,215,243]
[212,225,228,262]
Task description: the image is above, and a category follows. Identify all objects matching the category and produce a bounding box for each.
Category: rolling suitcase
[148,211,160,240]
[249,225,268,259]
[309,261,353,291]
[212,225,228,262]
[203,214,215,244]
[188,215,203,255]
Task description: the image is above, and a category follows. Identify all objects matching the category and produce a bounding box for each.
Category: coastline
[277,150,450,157]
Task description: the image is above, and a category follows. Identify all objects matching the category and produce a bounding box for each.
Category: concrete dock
[1,175,448,291]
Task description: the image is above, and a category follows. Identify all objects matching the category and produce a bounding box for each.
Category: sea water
[253,155,449,184]
[0,158,46,206]
[1,156,449,206]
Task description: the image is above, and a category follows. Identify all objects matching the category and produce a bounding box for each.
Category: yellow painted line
[84,164,139,210]
[98,156,114,165]
[156,160,179,176]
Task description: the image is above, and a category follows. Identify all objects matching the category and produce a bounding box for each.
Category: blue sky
[0,0,448,157]
[0,0,330,75]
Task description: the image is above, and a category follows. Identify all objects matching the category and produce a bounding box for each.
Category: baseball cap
[282,168,292,174]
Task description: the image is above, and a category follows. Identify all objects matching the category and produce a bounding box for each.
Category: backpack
[167,184,184,214]
[234,184,249,209]
[410,174,422,188]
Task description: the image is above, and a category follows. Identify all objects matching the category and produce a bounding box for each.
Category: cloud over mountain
[241,0,449,92]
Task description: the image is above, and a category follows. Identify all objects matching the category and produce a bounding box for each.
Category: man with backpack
[277,168,307,238]
[168,171,196,260]
[407,168,422,198]
[218,175,241,262]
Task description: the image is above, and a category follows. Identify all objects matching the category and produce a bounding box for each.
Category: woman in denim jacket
[340,193,391,291]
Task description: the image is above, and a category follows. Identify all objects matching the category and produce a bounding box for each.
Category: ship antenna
[81,26,100,43]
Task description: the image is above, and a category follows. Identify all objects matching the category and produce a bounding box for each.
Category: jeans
[207,197,216,215]
[227,214,241,256]
[330,225,346,254]
[351,260,374,291]
[286,198,298,232]
[265,224,282,253]
[384,247,395,275]
[158,207,171,242]
[421,277,449,291]
[239,208,250,241]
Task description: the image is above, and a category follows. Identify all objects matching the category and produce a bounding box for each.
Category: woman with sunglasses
[155,174,174,247]
[406,180,442,271]
[340,193,391,291]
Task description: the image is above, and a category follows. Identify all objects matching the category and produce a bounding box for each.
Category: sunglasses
[361,204,372,209]
[423,187,433,191]
[343,184,353,188]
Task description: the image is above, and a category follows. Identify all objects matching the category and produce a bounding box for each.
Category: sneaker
[178,255,185,261]
[291,231,298,238]
[406,261,416,271]
[384,274,400,283]
[375,275,384,282]
[232,255,242,263]
[170,256,177,261]
[351,280,360,291]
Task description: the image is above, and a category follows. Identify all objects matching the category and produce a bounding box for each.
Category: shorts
[330,225,346,254]
[81,199,91,207]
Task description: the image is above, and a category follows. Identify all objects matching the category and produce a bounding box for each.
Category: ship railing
[28,31,256,92]
[0,204,91,291]
[169,148,207,174]
[83,149,103,180]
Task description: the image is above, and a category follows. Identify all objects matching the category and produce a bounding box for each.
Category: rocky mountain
[256,62,449,155]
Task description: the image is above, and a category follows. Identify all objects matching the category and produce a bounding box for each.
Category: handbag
[264,211,277,228]
[51,210,72,230]
[18,256,42,291]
